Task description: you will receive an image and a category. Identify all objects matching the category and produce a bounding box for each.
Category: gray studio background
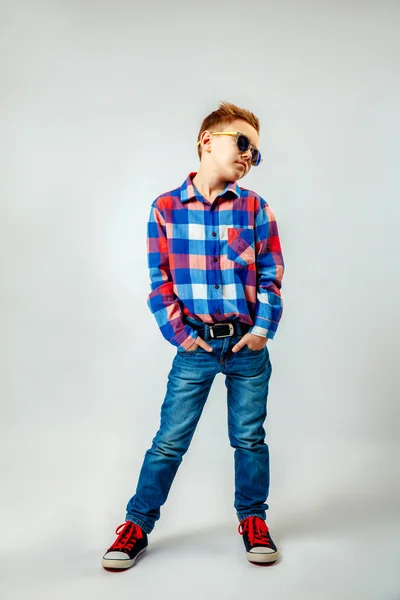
[1,1,399,599]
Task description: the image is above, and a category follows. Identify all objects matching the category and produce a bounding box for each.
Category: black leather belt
[184,318,250,341]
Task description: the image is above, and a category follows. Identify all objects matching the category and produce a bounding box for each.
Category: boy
[102,101,285,570]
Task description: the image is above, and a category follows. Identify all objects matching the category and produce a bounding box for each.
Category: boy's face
[200,118,260,182]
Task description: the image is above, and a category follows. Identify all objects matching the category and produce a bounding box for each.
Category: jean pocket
[227,227,255,267]
[178,344,203,354]
[242,344,265,354]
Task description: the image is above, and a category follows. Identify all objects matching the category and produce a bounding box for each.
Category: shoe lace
[109,522,143,553]
[238,516,271,546]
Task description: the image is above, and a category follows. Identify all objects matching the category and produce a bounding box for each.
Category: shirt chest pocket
[227,227,256,267]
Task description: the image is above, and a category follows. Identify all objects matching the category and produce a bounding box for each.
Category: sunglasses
[196,131,263,166]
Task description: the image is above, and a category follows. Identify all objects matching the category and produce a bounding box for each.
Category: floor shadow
[148,522,235,555]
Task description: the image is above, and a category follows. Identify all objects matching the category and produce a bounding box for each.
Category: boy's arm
[248,200,285,340]
[146,203,199,350]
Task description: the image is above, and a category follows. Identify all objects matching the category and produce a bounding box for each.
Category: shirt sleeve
[247,199,285,340]
[146,202,199,350]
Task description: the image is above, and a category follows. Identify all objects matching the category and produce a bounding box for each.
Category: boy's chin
[232,169,244,182]
[224,165,244,181]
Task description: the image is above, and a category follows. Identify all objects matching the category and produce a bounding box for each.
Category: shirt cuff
[248,324,275,340]
[172,326,199,350]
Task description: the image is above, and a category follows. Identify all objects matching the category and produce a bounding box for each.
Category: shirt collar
[180,171,241,204]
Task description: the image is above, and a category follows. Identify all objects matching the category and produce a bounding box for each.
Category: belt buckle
[210,323,234,339]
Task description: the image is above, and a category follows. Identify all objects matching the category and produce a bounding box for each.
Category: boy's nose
[241,150,252,161]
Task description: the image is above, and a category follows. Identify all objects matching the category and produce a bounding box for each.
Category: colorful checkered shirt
[146,171,285,351]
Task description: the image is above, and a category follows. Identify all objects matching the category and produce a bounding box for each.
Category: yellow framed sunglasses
[196,131,262,166]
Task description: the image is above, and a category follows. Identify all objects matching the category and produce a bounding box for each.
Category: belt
[184,318,250,340]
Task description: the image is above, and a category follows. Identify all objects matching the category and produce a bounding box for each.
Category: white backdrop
[1,1,399,598]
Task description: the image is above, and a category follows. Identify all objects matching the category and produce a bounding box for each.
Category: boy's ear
[199,130,213,150]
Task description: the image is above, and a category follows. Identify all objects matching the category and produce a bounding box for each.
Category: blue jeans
[125,316,273,534]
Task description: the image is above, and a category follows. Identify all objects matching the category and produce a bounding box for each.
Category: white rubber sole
[246,549,279,564]
[102,546,147,570]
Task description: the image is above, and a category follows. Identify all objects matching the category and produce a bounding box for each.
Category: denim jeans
[125,316,273,534]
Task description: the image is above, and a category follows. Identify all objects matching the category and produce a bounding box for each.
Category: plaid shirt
[146,171,285,351]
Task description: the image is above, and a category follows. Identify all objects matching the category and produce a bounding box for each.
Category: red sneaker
[102,521,148,571]
[238,516,279,564]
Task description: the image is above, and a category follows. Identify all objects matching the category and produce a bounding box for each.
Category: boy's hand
[231,333,268,353]
[185,336,214,352]
[184,333,268,353]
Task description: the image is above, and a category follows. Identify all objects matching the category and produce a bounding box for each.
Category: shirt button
[216,310,221,314]
[214,284,219,289]
[213,257,218,262]
[212,232,217,237]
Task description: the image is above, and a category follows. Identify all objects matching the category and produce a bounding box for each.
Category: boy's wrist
[174,328,199,351]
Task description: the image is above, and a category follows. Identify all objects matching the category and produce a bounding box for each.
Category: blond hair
[196,101,260,160]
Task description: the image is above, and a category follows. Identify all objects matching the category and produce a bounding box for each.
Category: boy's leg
[125,348,218,533]
[224,343,272,522]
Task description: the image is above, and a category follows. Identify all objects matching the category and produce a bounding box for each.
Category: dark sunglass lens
[252,150,261,166]
[237,134,261,166]
[237,134,249,152]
